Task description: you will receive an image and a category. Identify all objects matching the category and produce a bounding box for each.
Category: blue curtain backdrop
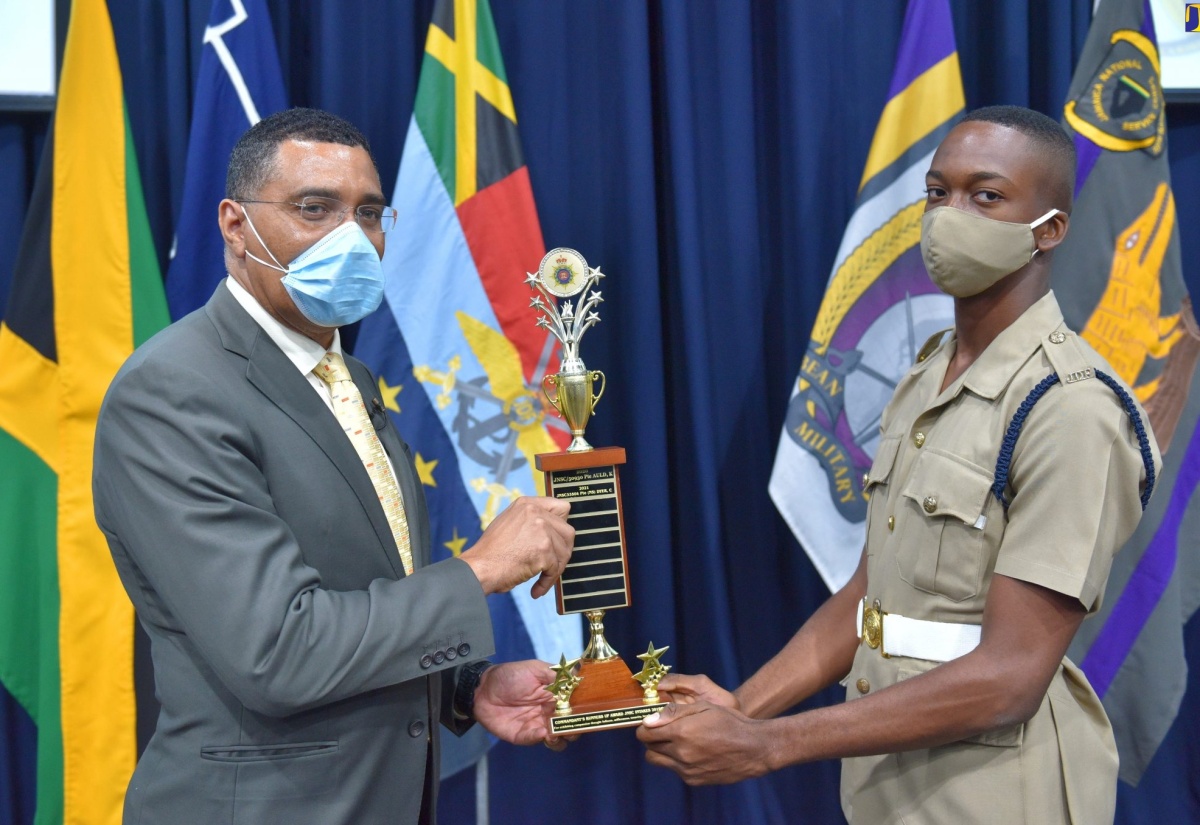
[2,1,1198,823]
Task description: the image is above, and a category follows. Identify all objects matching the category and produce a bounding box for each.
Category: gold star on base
[633,642,671,694]
[414,453,438,487]
[545,654,583,712]
[377,376,402,413]
[549,654,580,683]
[636,642,670,668]
[443,527,467,557]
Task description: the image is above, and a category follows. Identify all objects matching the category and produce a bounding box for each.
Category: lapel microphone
[370,398,387,430]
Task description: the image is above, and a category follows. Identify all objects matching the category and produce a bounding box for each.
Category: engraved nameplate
[549,464,630,613]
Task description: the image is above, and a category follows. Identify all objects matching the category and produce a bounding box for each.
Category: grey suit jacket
[93,285,494,825]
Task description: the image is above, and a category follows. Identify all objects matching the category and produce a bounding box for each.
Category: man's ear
[1035,210,1069,254]
[218,199,246,259]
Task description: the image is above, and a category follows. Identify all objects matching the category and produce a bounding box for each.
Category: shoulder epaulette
[1040,327,1094,385]
[915,328,953,365]
[990,328,1157,512]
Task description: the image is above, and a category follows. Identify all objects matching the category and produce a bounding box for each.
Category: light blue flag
[166,0,286,319]
[352,0,581,800]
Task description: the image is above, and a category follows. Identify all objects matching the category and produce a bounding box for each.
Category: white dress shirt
[224,277,398,477]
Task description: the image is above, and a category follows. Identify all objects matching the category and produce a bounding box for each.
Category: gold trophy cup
[542,369,605,453]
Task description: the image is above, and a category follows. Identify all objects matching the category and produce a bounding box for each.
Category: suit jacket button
[457,643,471,657]
[445,646,458,661]
[420,654,433,669]
[408,720,426,738]
[433,650,446,665]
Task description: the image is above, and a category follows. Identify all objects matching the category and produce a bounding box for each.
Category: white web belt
[856,599,981,663]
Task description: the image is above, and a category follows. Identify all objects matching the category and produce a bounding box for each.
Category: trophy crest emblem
[527,248,607,453]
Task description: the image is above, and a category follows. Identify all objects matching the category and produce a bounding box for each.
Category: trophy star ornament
[528,248,607,453]
[633,643,672,703]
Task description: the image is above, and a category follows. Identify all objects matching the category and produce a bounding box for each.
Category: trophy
[528,248,670,735]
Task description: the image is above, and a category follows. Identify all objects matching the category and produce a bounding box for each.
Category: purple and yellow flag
[1057,0,1200,785]
[769,0,964,590]
[0,0,170,822]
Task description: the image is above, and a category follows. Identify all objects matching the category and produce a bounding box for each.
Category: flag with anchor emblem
[1056,0,1200,785]
[769,0,964,590]
[352,0,581,783]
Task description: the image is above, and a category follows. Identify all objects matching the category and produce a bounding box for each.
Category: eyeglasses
[239,196,398,234]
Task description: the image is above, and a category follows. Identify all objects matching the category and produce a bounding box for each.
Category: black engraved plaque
[537,446,632,615]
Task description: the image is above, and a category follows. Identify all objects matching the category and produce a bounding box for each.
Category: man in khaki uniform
[637,106,1160,824]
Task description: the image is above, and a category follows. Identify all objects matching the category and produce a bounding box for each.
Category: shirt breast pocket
[897,449,994,602]
[863,435,902,553]
[865,435,902,493]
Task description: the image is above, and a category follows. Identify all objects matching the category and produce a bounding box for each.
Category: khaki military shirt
[840,291,1159,825]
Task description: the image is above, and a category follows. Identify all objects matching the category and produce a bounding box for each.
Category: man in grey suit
[93,108,574,824]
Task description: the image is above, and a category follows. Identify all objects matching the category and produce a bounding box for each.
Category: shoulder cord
[991,370,1156,513]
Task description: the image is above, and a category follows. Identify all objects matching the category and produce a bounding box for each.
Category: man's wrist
[453,659,495,721]
[460,552,495,595]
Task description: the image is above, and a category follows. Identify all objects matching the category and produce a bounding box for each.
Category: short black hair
[960,105,1076,212]
[226,108,376,200]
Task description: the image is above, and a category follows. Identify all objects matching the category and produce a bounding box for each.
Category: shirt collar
[224,277,342,374]
[959,290,1065,401]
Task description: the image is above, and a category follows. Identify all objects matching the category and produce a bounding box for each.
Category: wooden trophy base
[537,448,669,735]
[549,656,667,735]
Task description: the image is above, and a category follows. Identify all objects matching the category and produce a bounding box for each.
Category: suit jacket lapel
[204,286,404,579]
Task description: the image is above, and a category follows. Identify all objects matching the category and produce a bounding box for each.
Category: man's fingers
[548,526,573,565]
[530,571,556,599]
[542,513,576,546]
[643,748,678,770]
[523,495,570,517]
[656,674,696,694]
[641,702,709,730]
[543,735,568,752]
[540,530,572,581]
[527,498,575,557]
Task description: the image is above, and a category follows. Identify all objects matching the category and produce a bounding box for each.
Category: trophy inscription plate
[550,702,668,734]
[540,448,631,615]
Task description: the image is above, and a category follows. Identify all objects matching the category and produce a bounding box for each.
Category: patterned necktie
[314,352,413,574]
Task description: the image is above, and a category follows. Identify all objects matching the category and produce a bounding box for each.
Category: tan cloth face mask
[920,206,1060,297]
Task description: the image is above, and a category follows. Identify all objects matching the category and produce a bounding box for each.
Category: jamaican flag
[0,0,170,821]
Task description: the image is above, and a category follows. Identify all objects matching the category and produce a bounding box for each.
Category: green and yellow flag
[0,0,169,821]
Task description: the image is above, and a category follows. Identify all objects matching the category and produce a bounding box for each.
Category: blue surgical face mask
[242,208,385,328]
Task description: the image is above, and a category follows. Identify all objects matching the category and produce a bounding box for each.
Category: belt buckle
[861,600,889,657]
